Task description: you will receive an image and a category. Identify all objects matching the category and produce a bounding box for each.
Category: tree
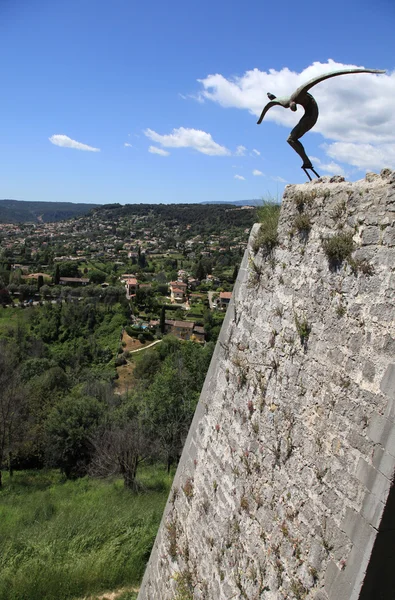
[139,342,211,472]
[0,284,11,305]
[45,394,104,478]
[37,275,44,290]
[194,260,206,281]
[90,270,106,284]
[160,305,166,334]
[54,264,60,285]
[90,418,152,490]
[0,342,26,486]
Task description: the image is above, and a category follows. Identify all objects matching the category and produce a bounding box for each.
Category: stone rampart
[138,169,395,600]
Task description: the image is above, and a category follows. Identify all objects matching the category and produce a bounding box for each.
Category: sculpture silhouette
[257,68,385,180]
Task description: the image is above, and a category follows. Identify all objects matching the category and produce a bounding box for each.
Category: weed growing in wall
[182,478,194,499]
[166,518,178,561]
[293,213,312,239]
[252,201,280,255]
[322,231,354,269]
[172,569,194,600]
[294,313,311,347]
[290,579,308,599]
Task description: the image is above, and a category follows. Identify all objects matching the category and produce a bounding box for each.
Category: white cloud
[234,174,245,180]
[325,142,395,171]
[49,134,100,152]
[310,155,345,176]
[253,169,264,176]
[271,176,288,183]
[235,145,246,156]
[124,142,133,148]
[251,149,261,156]
[144,127,230,156]
[197,60,394,171]
[148,146,170,156]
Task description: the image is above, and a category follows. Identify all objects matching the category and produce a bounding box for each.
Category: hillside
[0,199,100,223]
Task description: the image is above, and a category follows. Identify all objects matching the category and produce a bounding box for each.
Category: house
[59,277,89,286]
[164,319,205,343]
[125,277,138,297]
[219,291,232,309]
[170,281,187,304]
[191,325,205,343]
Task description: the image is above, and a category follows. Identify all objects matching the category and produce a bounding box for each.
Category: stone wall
[138,169,395,600]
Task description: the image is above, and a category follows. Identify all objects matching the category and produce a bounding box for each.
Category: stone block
[355,458,392,503]
[372,445,395,480]
[361,226,380,245]
[380,363,395,400]
[341,508,375,550]
[360,489,386,529]
[383,226,395,246]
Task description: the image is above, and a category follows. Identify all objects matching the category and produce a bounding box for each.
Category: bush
[125,326,139,338]
[322,231,354,269]
[115,355,127,367]
[252,201,280,255]
[293,213,312,235]
[138,334,145,344]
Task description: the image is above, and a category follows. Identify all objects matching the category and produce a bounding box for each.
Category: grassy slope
[0,467,173,600]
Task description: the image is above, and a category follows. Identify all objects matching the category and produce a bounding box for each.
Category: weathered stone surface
[138,174,395,600]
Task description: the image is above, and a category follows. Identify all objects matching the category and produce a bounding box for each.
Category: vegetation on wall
[252,201,281,255]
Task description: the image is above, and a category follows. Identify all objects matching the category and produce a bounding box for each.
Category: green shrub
[115,355,127,367]
[293,213,312,236]
[252,201,280,255]
[322,232,354,269]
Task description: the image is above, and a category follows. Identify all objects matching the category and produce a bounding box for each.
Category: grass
[0,307,25,334]
[0,466,173,600]
[252,201,280,255]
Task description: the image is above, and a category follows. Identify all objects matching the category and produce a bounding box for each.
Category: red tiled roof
[170,281,187,288]
[220,292,232,299]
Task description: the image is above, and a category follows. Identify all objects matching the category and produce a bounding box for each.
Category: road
[208,291,217,310]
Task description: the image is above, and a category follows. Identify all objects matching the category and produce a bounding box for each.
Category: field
[0,466,173,600]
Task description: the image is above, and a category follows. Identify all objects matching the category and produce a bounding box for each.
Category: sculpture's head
[290,101,297,112]
[267,92,276,100]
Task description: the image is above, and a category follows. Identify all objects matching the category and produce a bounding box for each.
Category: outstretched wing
[290,68,386,101]
[257,100,287,124]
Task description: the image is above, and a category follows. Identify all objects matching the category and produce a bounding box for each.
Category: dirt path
[128,339,161,353]
[114,334,162,395]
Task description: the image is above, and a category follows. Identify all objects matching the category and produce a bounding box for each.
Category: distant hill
[0,199,100,224]
[201,199,261,207]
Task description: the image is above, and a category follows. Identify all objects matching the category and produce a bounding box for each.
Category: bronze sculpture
[257,68,385,180]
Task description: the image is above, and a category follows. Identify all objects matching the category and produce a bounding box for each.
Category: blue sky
[0,0,394,205]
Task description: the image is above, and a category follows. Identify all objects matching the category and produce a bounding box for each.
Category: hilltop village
[0,203,255,346]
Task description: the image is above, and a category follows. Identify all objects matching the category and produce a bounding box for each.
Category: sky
[0,0,394,205]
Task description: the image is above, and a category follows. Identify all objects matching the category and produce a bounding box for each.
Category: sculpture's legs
[287,135,313,169]
[287,112,319,175]
[301,165,321,181]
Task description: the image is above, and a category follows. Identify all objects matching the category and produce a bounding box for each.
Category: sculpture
[257,68,385,180]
